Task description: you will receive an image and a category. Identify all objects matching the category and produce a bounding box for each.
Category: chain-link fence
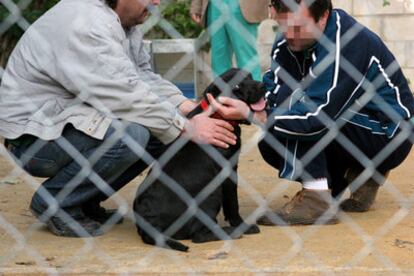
[1,0,414,274]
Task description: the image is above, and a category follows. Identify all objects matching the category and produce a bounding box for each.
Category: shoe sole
[30,206,50,223]
[87,211,124,225]
[340,199,371,213]
[257,216,339,226]
[30,207,104,237]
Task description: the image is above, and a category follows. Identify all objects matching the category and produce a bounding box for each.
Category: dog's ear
[202,81,221,98]
[220,68,254,82]
[202,68,254,98]
[202,69,238,98]
[220,68,239,83]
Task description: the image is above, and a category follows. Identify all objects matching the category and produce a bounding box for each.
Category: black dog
[133,68,267,252]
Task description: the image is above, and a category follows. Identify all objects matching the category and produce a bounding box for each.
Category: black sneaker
[31,206,104,237]
[82,202,124,225]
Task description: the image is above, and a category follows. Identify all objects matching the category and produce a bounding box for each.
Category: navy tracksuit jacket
[260,9,414,183]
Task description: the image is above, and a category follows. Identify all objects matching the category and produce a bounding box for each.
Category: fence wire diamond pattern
[1,0,414,274]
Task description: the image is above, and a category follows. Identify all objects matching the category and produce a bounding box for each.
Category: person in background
[190,0,268,81]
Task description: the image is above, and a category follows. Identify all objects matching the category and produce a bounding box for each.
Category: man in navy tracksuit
[256,0,414,225]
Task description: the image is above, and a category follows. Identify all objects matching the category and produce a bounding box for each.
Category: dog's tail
[141,232,189,252]
[165,238,189,252]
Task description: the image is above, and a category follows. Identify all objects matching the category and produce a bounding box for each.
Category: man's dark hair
[271,0,332,22]
[106,0,117,9]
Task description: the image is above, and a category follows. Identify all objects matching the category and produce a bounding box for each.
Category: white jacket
[0,0,187,144]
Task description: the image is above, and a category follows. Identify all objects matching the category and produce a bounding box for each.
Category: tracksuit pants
[258,122,412,196]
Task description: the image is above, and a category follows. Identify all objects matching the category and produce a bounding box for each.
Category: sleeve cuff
[168,94,189,108]
[156,112,187,144]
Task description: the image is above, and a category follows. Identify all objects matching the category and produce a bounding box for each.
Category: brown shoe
[340,169,388,212]
[257,189,338,226]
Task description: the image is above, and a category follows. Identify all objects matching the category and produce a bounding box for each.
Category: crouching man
[257,0,414,225]
[0,0,244,237]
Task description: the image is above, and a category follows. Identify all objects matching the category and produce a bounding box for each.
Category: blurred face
[115,0,160,28]
[270,1,329,52]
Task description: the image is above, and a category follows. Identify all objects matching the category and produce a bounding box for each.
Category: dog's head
[203,68,267,114]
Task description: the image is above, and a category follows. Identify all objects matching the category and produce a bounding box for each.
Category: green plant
[0,0,59,67]
[144,0,202,39]
[0,0,201,67]
[383,0,391,6]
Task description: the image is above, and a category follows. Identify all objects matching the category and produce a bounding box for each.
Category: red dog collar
[199,98,238,127]
[200,99,209,111]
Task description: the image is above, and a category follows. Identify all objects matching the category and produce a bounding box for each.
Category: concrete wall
[333,0,414,88]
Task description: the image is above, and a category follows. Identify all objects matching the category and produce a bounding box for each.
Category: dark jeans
[6,122,167,214]
[258,122,412,195]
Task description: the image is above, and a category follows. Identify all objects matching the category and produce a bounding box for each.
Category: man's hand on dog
[182,113,237,148]
[207,94,267,125]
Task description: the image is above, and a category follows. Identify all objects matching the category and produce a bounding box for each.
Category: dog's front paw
[244,224,260,234]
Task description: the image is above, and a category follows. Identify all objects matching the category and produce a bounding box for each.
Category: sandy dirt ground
[0,125,413,275]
